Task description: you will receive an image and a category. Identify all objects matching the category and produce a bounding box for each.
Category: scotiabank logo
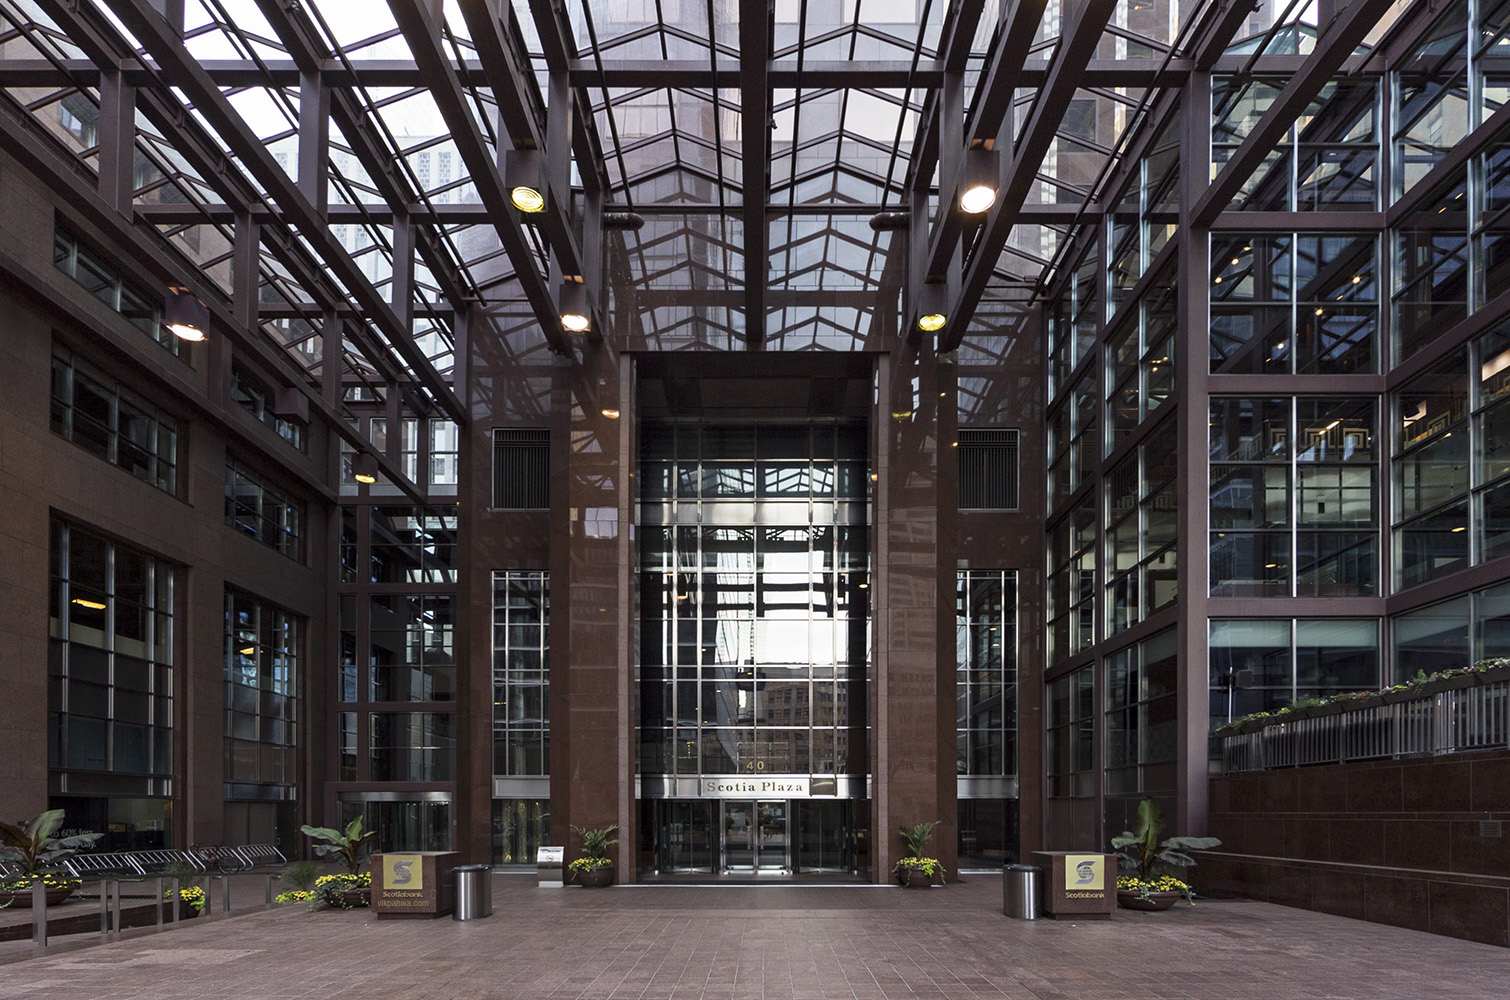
[1074,861,1096,884]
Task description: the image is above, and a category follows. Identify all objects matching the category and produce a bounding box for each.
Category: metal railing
[12,843,285,947]
[1220,679,1510,773]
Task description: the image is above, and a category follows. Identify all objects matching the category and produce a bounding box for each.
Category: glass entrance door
[721,800,788,872]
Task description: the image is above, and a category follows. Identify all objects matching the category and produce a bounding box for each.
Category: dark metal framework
[0,0,1446,429]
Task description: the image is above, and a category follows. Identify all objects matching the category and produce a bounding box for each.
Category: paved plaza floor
[5,873,1509,999]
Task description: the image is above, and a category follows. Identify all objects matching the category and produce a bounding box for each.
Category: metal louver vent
[493,428,549,509]
[958,429,1020,510]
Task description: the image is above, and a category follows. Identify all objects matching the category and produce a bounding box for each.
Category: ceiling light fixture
[352,452,378,484]
[916,282,949,335]
[504,149,546,213]
[959,147,999,214]
[71,598,107,611]
[164,286,210,342]
[558,281,590,333]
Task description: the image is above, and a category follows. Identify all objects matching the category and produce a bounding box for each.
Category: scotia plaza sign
[701,776,811,797]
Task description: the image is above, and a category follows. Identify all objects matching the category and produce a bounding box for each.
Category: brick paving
[5,874,1509,999]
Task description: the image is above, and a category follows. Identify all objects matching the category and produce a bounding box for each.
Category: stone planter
[904,868,932,889]
[0,885,76,908]
[1426,674,1481,694]
[340,888,372,908]
[575,867,613,888]
[1117,889,1182,911]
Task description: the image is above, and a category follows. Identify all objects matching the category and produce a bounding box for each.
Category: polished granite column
[872,345,958,881]
[548,347,635,878]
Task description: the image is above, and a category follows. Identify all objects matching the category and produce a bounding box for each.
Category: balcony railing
[1218,677,1510,773]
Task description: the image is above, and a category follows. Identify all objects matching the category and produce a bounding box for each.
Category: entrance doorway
[722,801,788,872]
[647,799,860,875]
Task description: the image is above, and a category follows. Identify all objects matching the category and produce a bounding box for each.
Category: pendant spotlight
[558,280,590,333]
[352,451,379,484]
[959,148,1000,215]
[505,150,547,214]
[916,282,949,334]
[164,286,210,342]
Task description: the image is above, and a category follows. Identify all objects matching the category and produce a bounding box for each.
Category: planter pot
[1429,674,1481,693]
[1381,687,1417,704]
[0,885,76,907]
[1473,665,1510,686]
[904,868,933,889]
[340,888,372,908]
[1117,890,1182,911]
[575,867,614,888]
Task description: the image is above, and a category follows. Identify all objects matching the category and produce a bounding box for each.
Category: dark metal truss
[3,0,1450,373]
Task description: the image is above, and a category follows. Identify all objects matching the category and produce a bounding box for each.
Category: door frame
[719,799,790,873]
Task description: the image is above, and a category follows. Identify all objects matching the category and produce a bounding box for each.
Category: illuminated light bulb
[510,186,546,212]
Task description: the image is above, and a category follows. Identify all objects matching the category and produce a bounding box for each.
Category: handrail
[1220,678,1510,773]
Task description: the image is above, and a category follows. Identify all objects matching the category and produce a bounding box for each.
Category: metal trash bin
[1003,864,1041,920]
[452,865,492,921]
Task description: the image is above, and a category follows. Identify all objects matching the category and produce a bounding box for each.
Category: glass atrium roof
[0,0,1361,419]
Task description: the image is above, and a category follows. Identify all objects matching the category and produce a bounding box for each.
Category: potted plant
[162,883,207,917]
[1111,797,1219,910]
[273,859,322,905]
[0,809,100,908]
[568,824,618,887]
[891,820,948,888]
[301,818,376,909]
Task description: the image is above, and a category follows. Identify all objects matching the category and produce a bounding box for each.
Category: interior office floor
[4,873,1508,999]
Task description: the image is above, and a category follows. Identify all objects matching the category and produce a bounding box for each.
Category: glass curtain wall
[332,505,458,851]
[223,589,299,847]
[956,569,1019,866]
[48,519,175,849]
[637,422,869,873]
[492,570,550,867]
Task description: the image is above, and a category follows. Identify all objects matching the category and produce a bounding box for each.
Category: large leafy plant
[570,824,619,862]
[1111,797,1220,889]
[0,809,101,878]
[300,818,376,875]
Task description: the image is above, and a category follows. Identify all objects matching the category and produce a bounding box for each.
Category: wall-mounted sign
[700,776,811,798]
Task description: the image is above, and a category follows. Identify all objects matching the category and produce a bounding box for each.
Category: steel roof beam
[454,0,595,275]
[98,0,466,421]
[4,53,1415,90]
[940,0,1121,351]
[387,0,578,353]
[252,0,470,309]
[34,0,414,392]
[455,0,547,151]
[740,0,773,347]
[525,0,612,196]
[917,0,1047,289]
[0,87,427,503]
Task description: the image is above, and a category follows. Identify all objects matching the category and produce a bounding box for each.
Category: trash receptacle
[452,865,492,921]
[1003,864,1041,919]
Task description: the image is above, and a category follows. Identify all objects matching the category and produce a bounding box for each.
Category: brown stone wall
[0,148,330,846]
[1204,750,1510,946]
